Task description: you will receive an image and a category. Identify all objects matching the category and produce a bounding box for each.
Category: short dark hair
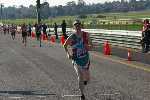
[73,20,81,26]
[144,19,149,24]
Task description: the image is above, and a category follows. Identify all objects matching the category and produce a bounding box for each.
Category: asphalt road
[0,33,149,100]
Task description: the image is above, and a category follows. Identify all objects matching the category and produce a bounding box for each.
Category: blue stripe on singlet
[71,34,89,67]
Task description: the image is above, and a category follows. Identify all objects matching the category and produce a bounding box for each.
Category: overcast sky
[0,0,121,7]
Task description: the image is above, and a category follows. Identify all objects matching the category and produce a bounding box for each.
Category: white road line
[92,52,150,72]
[98,92,121,96]
[8,96,24,99]
[36,96,47,98]
[62,94,82,97]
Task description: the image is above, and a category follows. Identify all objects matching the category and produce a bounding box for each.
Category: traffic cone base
[31,32,36,39]
[50,35,56,44]
[61,35,65,45]
[103,41,111,55]
[127,49,131,61]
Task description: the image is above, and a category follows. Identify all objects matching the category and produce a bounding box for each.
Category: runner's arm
[63,36,73,59]
[86,33,93,51]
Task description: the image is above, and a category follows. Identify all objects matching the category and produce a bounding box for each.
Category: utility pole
[0,4,3,23]
[36,0,41,24]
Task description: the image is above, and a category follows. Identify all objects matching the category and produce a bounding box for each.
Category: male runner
[21,23,28,46]
[63,20,93,100]
[10,24,16,40]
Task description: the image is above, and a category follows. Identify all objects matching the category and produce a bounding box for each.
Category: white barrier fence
[56,28,142,49]
[18,27,142,49]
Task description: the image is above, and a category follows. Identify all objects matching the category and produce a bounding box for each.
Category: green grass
[1,10,150,31]
[85,24,142,31]
[98,10,150,19]
[1,19,37,25]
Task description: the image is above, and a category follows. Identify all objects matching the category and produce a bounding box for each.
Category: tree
[41,2,50,19]
[78,0,86,6]
[1,0,150,19]
[66,1,76,6]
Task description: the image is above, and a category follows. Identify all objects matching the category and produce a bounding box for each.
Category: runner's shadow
[0,91,55,96]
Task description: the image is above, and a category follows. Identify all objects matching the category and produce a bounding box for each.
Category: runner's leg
[73,63,85,99]
[22,37,24,43]
[25,36,27,46]
[14,32,16,40]
[12,34,14,40]
[12,32,15,40]
[11,33,14,40]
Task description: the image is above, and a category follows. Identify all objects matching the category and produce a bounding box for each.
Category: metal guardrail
[66,28,142,50]
[23,27,142,50]
[89,32,141,49]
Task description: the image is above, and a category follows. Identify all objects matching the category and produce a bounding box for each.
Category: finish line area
[0,33,149,100]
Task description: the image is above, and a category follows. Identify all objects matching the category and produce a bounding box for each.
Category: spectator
[61,20,68,39]
[42,23,47,37]
[27,24,32,37]
[141,19,150,53]
[54,22,58,39]
[47,25,51,40]
[35,23,42,41]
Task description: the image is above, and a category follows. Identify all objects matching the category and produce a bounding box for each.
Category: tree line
[1,0,150,19]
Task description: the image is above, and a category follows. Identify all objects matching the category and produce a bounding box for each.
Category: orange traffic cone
[50,35,55,44]
[31,32,35,39]
[43,34,47,41]
[61,35,65,45]
[43,34,45,40]
[128,49,131,61]
[42,34,45,41]
[103,41,111,55]
[40,34,43,41]
[45,35,48,43]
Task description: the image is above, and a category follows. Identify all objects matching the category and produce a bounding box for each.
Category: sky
[0,0,120,7]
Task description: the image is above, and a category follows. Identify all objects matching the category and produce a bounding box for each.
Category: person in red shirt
[142,19,150,32]
[141,19,150,53]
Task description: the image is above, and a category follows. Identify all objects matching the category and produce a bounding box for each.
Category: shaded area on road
[0,34,150,100]
[0,90,55,96]
[93,44,150,65]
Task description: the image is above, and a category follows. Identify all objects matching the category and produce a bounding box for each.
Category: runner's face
[74,23,81,31]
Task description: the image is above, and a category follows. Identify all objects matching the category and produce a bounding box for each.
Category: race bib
[76,48,87,58]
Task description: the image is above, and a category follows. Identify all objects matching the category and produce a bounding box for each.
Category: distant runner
[27,24,32,37]
[35,23,42,41]
[3,25,7,35]
[7,25,10,34]
[21,23,28,46]
[10,24,16,40]
[63,20,93,100]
